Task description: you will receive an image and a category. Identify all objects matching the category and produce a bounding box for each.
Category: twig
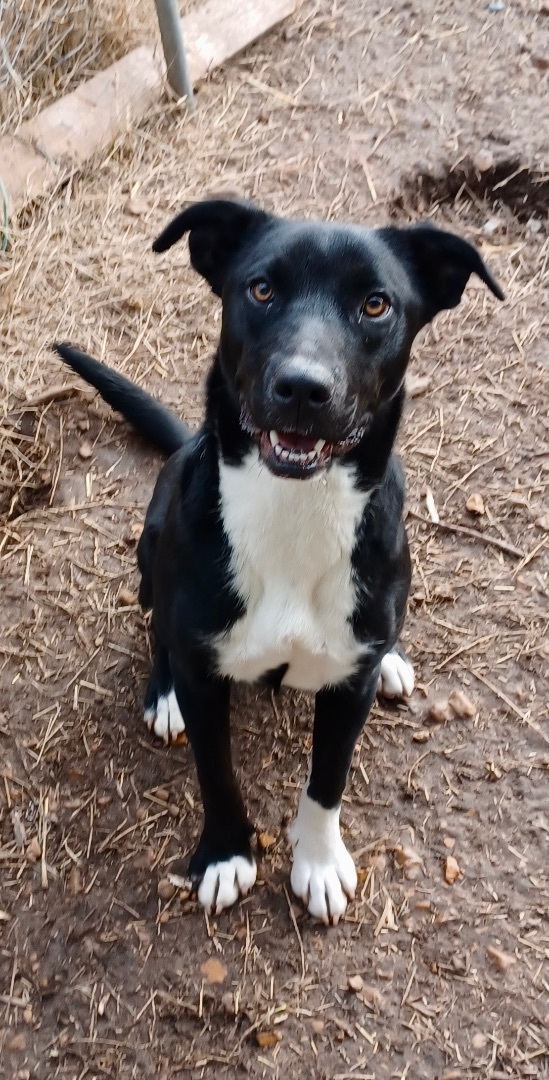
[283,884,306,983]
[408,510,525,559]
[470,670,549,747]
[24,384,92,407]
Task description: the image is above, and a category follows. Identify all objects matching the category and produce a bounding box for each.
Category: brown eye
[250,280,274,303]
[362,295,390,318]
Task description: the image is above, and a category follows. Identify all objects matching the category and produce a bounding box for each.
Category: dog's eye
[362,295,390,318]
[250,280,274,304]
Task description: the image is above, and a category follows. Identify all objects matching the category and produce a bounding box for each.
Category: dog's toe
[144,688,186,744]
[377,649,414,700]
[197,855,257,914]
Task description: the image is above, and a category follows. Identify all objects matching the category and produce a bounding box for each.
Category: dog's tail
[53,343,191,456]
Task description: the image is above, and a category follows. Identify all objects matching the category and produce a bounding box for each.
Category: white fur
[144,689,186,743]
[378,649,414,699]
[214,452,370,691]
[289,789,357,924]
[197,855,257,914]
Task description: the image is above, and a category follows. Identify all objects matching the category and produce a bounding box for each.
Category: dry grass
[0,0,548,1076]
[0,0,202,136]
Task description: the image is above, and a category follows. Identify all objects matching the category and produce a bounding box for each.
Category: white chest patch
[214,451,370,692]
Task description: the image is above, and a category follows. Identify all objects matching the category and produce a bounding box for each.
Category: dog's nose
[273,362,334,411]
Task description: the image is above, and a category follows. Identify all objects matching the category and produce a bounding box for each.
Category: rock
[78,440,93,460]
[466,492,485,515]
[158,878,177,902]
[348,974,364,993]
[473,148,494,172]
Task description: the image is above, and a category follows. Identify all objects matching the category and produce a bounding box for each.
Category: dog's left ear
[382,224,504,324]
[152,196,271,296]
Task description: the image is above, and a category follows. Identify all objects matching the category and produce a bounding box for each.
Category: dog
[55,197,503,924]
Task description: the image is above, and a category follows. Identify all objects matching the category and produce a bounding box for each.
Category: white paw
[289,792,357,925]
[197,855,257,914]
[377,649,414,699]
[144,689,186,744]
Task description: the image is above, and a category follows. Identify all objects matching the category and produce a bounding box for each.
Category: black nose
[273,363,334,410]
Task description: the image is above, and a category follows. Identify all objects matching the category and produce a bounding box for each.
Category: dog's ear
[381,224,504,324]
[152,197,270,296]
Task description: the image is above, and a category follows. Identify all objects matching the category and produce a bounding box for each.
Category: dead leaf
[118,587,137,606]
[394,844,423,879]
[466,492,485,515]
[487,945,516,972]
[256,1031,282,1049]
[448,689,476,718]
[26,836,42,863]
[444,855,461,884]
[428,699,452,724]
[443,836,456,850]
[258,832,276,850]
[348,974,364,993]
[358,984,383,1012]
[201,957,228,985]
[78,440,93,460]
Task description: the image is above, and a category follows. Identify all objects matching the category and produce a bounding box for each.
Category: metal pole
[153,0,195,108]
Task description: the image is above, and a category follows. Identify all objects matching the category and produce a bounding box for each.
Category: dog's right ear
[152,197,270,296]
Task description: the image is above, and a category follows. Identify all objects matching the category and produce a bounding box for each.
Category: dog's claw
[378,649,415,700]
[196,856,257,914]
[144,689,186,743]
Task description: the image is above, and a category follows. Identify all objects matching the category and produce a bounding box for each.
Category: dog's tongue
[277,432,319,452]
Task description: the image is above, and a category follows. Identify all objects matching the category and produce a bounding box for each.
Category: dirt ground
[1,1,548,1077]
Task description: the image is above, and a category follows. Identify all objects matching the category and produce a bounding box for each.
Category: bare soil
[1,2,548,1078]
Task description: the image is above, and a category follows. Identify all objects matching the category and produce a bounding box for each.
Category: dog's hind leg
[377,646,414,700]
[144,644,186,744]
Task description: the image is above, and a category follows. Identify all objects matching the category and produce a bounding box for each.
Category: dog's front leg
[171,662,256,914]
[290,670,379,925]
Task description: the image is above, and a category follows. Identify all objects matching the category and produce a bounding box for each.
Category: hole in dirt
[395,157,549,223]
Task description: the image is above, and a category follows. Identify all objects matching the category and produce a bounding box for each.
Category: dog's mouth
[260,428,364,478]
[239,409,365,478]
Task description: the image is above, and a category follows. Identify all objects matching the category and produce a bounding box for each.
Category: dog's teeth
[307,450,316,462]
[269,430,279,448]
[274,443,283,457]
[281,449,290,461]
[314,439,326,452]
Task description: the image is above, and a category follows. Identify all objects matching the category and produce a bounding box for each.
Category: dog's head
[153,198,503,479]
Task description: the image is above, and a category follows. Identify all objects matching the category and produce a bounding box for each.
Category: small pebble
[473,149,494,172]
[466,492,485,515]
[444,855,461,884]
[158,878,177,901]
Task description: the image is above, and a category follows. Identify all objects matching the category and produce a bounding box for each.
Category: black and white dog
[55,197,502,923]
